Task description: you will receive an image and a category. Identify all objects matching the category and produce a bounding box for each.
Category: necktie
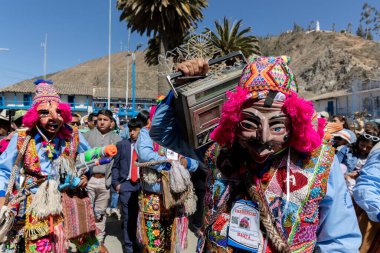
[130,147,139,183]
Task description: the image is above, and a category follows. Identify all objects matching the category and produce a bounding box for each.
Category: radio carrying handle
[166,51,247,98]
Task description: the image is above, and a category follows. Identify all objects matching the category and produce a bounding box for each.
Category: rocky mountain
[4,31,379,100]
[259,31,380,98]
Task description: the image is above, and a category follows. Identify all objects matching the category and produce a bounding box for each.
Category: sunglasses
[362,133,380,142]
[71,122,81,126]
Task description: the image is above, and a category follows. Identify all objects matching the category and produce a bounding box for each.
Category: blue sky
[0,0,379,88]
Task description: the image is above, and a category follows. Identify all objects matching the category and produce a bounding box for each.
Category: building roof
[310,87,380,101]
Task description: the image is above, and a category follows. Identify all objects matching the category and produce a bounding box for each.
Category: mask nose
[260,123,274,144]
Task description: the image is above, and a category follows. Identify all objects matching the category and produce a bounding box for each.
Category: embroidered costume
[0,80,99,252]
[149,56,362,252]
[136,126,198,253]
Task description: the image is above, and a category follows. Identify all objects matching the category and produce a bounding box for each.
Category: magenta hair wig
[57,103,72,123]
[282,92,323,153]
[22,102,41,128]
[210,87,250,146]
[150,105,157,121]
[22,102,72,129]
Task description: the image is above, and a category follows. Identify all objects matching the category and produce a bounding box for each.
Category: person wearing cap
[150,56,361,252]
[0,110,10,138]
[332,129,352,150]
[0,80,100,252]
[0,110,27,155]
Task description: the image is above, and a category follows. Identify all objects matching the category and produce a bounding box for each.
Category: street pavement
[105,216,198,253]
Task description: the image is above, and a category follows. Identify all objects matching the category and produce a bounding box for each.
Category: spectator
[111,118,143,253]
[70,113,81,128]
[0,110,9,138]
[88,112,98,130]
[364,121,379,137]
[332,114,350,129]
[337,132,379,194]
[353,142,380,253]
[0,110,27,154]
[84,109,122,253]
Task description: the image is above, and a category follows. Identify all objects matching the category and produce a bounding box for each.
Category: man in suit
[112,118,143,253]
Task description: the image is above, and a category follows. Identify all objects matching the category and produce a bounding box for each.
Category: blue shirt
[150,92,362,252]
[135,127,198,193]
[353,144,380,222]
[0,130,91,197]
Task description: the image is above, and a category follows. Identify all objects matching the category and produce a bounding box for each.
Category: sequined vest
[200,143,334,253]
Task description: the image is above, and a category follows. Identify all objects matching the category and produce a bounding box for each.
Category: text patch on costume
[228,200,261,252]
[166,149,179,160]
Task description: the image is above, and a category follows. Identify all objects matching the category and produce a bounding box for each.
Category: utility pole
[41,33,48,79]
[125,28,131,112]
[107,0,112,109]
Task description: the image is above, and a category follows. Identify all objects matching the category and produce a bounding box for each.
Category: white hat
[332,129,352,144]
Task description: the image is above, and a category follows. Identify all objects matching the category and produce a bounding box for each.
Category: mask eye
[38,109,49,117]
[240,120,258,131]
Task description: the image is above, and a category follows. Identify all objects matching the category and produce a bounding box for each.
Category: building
[0,82,155,118]
[311,79,380,118]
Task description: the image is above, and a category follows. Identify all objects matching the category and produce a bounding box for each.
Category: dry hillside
[259,31,380,98]
[3,31,380,100]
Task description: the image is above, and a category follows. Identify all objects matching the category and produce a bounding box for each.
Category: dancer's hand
[0,197,4,209]
[176,58,209,77]
[77,175,88,188]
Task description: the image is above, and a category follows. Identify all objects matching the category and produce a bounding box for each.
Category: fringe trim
[171,217,188,253]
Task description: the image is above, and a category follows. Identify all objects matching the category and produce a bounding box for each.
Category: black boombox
[166,51,247,149]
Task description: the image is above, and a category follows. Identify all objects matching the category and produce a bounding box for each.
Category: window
[327,101,334,116]
[68,95,75,107]
[23,94,32,106]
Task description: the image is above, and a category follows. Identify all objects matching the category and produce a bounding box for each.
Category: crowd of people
[0,55,378,253]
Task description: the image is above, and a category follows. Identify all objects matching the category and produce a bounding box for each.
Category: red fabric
[130,149,139,182]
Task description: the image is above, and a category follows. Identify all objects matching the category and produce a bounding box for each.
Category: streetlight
[129,43,143,116]
[107,0,112,109]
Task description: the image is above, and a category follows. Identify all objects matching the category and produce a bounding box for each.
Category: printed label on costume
[166,149,178,160]
[228,200,261,252]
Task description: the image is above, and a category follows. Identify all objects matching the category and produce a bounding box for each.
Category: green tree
[366,30,374,40]
[347,22,353,34]
[205,17,261,58]
[117,0,208,93]
[356,23,364,37]
[292,23,304,33]
[360,3,376,39]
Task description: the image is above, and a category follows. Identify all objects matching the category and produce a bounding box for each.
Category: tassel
[184,187,197,216]
[27,180,62,218]
[46,180,62,216]
[171,217,188,252]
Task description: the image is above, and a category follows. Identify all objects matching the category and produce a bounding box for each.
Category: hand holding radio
[176,58,209,77]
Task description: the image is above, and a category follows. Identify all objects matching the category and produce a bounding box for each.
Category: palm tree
[117,0,208,93]
[117,0,207,52]
[205,17,261,58]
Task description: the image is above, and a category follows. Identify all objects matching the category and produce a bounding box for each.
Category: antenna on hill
[125,28,131,111]
[41,33,48,79]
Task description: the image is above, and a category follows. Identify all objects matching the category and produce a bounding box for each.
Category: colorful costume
[150,56,362,252]
[135,127,198,253]
[0,80,99,252]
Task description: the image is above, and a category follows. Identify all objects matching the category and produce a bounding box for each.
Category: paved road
[105,218,198,253]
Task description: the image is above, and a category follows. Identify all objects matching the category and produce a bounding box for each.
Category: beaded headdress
[32,79,61,105]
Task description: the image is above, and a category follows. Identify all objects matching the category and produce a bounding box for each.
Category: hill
[0,51,160,99]
[259,31,380,98]
[2,31,379,100]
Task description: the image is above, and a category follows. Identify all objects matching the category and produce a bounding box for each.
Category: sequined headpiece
[32,79,61,105]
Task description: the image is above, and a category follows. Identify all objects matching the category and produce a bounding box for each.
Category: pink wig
[150,105,157,121]
[22,102,41,128]
[211,89,324,153]
[282,92,323,153]
[210,87,249,146]
[22,102,72,129]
